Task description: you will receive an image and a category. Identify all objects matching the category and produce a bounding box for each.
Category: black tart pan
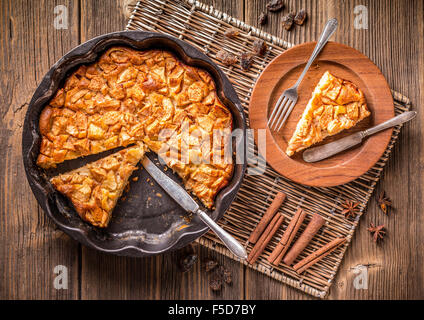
[22,31,246,257]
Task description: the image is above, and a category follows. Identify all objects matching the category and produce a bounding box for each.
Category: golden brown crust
[38,47,233,208]
[39,106,54,136]
[50,143,146,228]
[286,71,370,156]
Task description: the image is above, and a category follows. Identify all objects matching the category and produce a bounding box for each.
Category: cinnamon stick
[248,192,286,244]
[283,214,325,266]
[268,208,306,265]
[247,213,284,264]
[293,237,347,274]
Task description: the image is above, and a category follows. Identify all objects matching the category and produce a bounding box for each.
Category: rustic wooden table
[1,0,423,300]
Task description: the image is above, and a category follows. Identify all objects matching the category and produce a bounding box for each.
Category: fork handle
[294,18,338,88]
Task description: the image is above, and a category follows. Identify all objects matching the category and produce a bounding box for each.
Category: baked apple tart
[50,143,146,228]
[39,47,234,226]
[286,71,370,156]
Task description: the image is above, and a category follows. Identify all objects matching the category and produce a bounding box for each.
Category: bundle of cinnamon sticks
[247,192,346,274]
[247,192,286,264]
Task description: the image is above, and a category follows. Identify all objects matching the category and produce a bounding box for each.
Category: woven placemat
[127,0,411,298]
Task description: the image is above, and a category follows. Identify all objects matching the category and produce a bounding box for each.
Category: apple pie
[37,47,233,219]
[286,71,370,156]
[50,143,146,228]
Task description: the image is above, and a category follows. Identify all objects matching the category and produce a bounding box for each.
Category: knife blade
[142,156,199,213]
[141,156,247,260]
[302,132,363,163]
[303,111,417,163]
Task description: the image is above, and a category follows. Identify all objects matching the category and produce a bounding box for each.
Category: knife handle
[196,209,248,260]
[363,111,417,137]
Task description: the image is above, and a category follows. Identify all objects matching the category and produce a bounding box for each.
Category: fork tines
[268,94,296,131]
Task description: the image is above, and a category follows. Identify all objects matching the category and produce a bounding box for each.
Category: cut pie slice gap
[286,71,371,157]
[50,143,146,228]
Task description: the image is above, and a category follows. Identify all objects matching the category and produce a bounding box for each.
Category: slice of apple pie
[286,71,370,156]
[50,143,146,228]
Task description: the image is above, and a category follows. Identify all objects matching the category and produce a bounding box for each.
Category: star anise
[367,223,386,242]
[341,199,360,219]
[377,191,392,215]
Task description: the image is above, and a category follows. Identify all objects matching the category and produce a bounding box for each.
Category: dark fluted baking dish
[22,31,246,257]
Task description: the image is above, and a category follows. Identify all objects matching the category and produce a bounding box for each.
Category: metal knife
[303,111,417,163]
[141,157,248,260]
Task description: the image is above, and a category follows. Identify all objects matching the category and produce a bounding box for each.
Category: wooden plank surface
[244,0,424,300]
[0,0,81,299]
[0,0,423,300]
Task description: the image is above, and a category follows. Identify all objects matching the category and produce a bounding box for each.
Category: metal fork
[268,18,338,132]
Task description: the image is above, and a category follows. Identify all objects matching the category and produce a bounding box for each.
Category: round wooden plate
[249,42,394,187]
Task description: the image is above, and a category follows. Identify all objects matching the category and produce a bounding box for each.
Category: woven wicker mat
[127,0,411,298]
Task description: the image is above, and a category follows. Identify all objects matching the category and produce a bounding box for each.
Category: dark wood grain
[0,0,422,300]
[0,0,81,299]
[245,0,424,300]
[81,244,244,299]
[327,0,424,300]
